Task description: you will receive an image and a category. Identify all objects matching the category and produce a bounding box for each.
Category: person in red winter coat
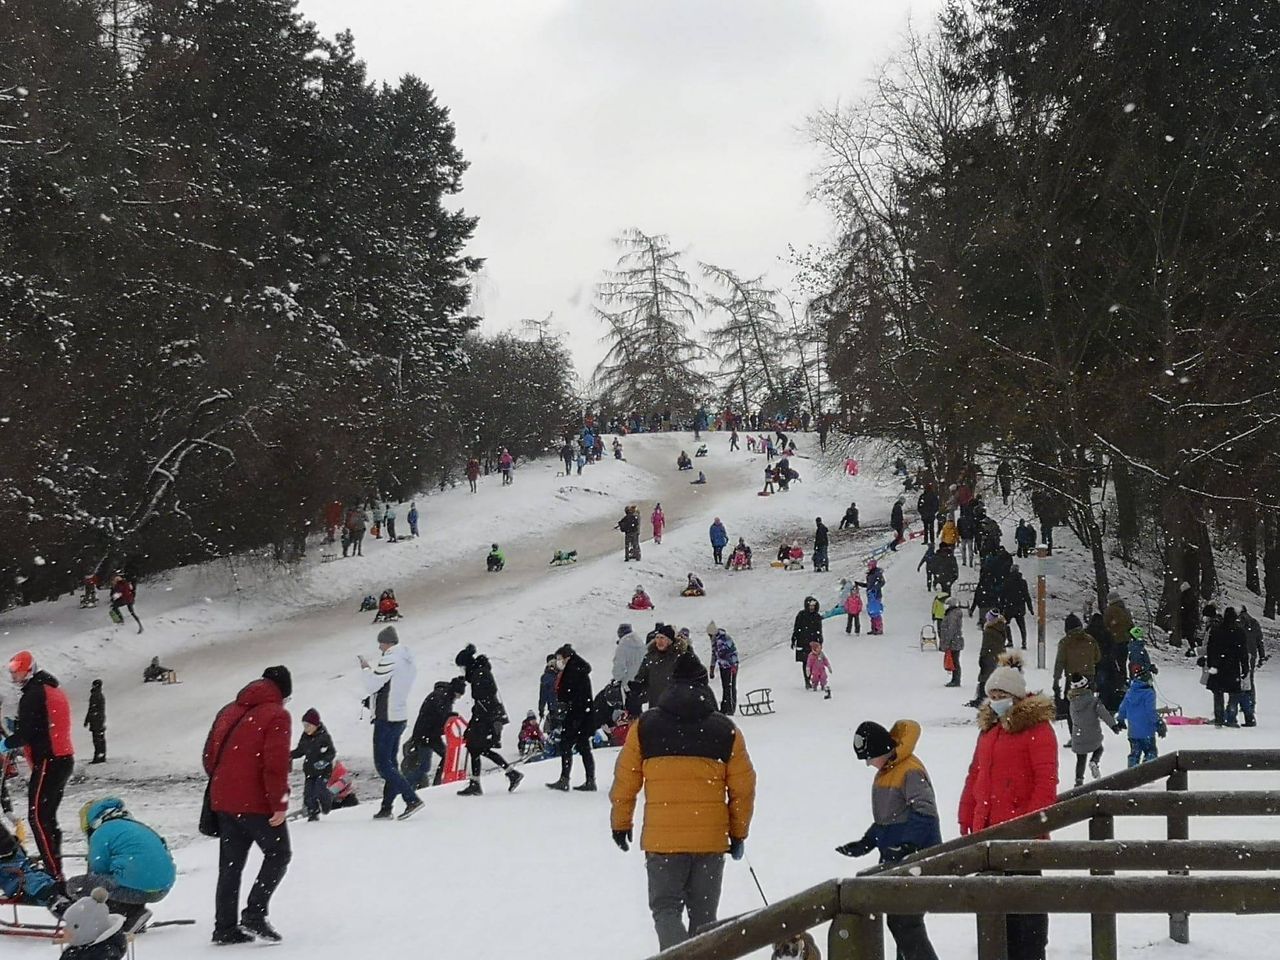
[4,651,75,881]
[201,667,293,945]
[109,574,143,634]
[958,652,1057,960]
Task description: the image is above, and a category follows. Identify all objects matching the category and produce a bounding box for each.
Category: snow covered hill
[4,432,1277,958]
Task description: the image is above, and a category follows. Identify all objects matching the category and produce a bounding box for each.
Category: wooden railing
[644,749,1280,960]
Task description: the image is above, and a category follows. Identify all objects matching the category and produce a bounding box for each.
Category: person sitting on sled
[518,710,546,759]
[728,538,753,570]
[776,542,792,564]
[680,573,706,598]
[376,589,400,621]
[486,544,505,572]
[677,451,693,471]
[142,656,171,683]
[628,585,654,610]
[0,818,65,914]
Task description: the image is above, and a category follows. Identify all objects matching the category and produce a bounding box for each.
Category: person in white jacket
[359,626,422,820]
[611,623,646,686]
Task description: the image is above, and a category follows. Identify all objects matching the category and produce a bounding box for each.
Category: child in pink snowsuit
[806,641,832,698]
[651,504,665,544]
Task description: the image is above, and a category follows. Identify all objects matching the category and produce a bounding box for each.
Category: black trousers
[1010,614,1027,644]
[468,747,511,776]
[717,668,738,714]
[91,728,107,761]
[560,731,595,781]
[214,812,291,932]
[886,913,939,960]
[975,655,996,703]
[846,613,861,634]
[921,516,935,545]
[713,546,723,564]
[29,756,73,880]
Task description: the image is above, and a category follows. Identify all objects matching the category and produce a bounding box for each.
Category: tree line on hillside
[0,0,574,607]
[805,0,1280,628]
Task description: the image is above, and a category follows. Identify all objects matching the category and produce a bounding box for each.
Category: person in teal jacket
[66,797,175,930]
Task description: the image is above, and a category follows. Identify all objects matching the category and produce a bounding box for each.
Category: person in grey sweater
[938,599,965,688]
[612,624,647,685]
[1066,673,1120,786]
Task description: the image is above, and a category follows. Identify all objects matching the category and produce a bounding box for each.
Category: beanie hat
[985,652,1028,699]
[656,623,677,642]
[677,627,691,640]
[455,643,477,668]
[61,887,124,947]
[262,665,292,699]
[853,721,895,761]
[1064,613,1083,632]
[706,621,719,637]
[301,708,321,727]
[1130,626,1145,642]
[985,610,1001,625]
[1067,673,1090,691]
[526,709,536,720]
[377,625,400,646]
[449,676,467,696]
[555,643,575,658]
[617,623,632,639]
[670,650,708,686]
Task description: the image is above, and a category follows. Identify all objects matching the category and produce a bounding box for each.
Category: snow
[3,433,1279,957]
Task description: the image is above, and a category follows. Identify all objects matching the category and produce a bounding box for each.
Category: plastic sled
[1165,714,1208,725]
[919,624,939,651]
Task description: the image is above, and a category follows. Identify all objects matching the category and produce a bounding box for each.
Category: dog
[772,931,821,959]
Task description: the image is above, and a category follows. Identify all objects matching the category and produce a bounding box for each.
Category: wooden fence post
[976,912,1007,960]
[828,912,884,960]
[1167,767,1190,943]
[1089,815,1117,960]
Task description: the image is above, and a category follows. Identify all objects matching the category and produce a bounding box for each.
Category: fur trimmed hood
[977,693,1056,734]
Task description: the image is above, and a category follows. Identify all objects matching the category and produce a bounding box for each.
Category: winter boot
[372,807,394,820]
[457,778,483,797]
[824,688,832,700]
[546,778,570,791]
[240,915,282,943]
[1089,760,1102,780]
[573,779,597,792]
[506,768,525,792]
[212,927,255,945]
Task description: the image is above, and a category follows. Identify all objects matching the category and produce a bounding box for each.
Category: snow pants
[846,613,861,634]
[90,727,107,762]
[372,720,417,812]
[1127,738,1158,767]
[29,756,72,880]
[303,776,333,816]
[886,913,940,960]
[214,813,290,933]
[645,852,725,950]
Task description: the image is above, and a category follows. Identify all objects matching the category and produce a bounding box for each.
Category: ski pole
[746,857,769,906]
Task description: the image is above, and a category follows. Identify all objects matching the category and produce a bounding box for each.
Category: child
[292,708,337,821]
[918,543,936,590]
[328,761,359,809]
[1115,663,1167,768]
[867,591,885,635]
[628,585,654,610]
[788,543,804,569]
[806,641,832,699]
[651,504,665,544]
[486,543,505,572]
[518,710,545,759]
[55,887,127,960]
[680,573,705,597]
[0,820,63,913]
[375,588,400,622]
[761,465,775,495]
[844,585,863,635]
[1066,673,1120,786]
[930,590,949,633]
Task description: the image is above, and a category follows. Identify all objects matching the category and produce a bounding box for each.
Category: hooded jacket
[866,720,942,862]
[939,607,965,651]
[709,521,729,549]
[710,629,739,673]
[83,797,176,895]
[1103,600,1134,650]
[940,520,959,547]
[958,694,1058,835]
[612,629,647,685]
[1116,679,1161,740]
[610,681,755,854]
[791,597,823,660]
[202,679,291,816]
[360,642,417,723]
[556,652,594,739]
[413,681,460,742]
[628,636,694,712]
[8,670,74,765]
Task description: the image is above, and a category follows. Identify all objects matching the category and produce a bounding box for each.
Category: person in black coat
[84,680,106,764]
[1205,608,1248,726]
[291,708,336,819]
[791,597,824,689]
[889,499,906,550]
[999,566,1035,649]
[454,645,523,796]
[916,484,940,546]
[404,678,465,788]
[812,518,830,572]
[617,507,641,561]
[839,502,860,530]
[546,644,595,792]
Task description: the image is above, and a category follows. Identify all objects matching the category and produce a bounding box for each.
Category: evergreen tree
[700,262,783,413]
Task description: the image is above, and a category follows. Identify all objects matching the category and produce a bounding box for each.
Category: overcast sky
[298,0,944,376]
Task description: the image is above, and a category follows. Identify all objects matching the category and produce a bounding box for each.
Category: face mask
[990,698,1014,717]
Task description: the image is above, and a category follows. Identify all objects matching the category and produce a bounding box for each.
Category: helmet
[7,651,34,684]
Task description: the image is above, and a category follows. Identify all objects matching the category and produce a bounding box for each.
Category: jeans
[214,813,290,931]
[645,853,725,950]
[1010,614,1027,645]
[1212,690,1241,725]
[303,776,333,816]
[351,531,364,555]
[712,545,723,564]
[1240,687,1257,723]
[405,736,446,788]
[1040,524,1054,553]
[886,913,939,960]
[961,539,974,566]
[717,668,738,715]
[373,720,417,811]
[1127,737,1158,767]
[66,873,165,905]
[1074,747,1104,783]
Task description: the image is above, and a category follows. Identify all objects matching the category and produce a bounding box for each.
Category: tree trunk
[1242,503,1260,595]
[1111,457,1139,566]
[1195,513,1217,600]
[1157,487,1187,633]
[1264,512,1277,619]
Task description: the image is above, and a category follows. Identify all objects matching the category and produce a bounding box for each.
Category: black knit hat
[449,676,467,696]
[656,623,677,642]
[1064,613,1083,632]
[670,650,708,686]
[455,644,477,668]
[262,665,292,699]
[853,721,894,760]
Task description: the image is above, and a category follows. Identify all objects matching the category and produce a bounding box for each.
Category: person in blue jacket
[538,654,560,723]
[66,797,175,932]
[709,518,729,565]
[1115,664,1166,768]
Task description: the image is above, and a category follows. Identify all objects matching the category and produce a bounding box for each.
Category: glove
[1114,721,1126,732]
[612,829,632,852]
[729,838,745,861]
[312,761,329,772]
[1157,721,1168,739]
[884,842,919,862]
[835,837,876,858]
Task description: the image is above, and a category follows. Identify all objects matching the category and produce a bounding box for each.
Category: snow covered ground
[3,432,1278,958]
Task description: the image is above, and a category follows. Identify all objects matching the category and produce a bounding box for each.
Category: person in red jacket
[201,666,293,945]
[109,574,142,634]
[4,651,75,882]
[958,652,1057,960]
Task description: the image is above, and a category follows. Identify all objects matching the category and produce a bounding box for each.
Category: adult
[539,654,559,721]
[1177,582,1200,656]
[560,440,575,475]
[547,644,595,792]
[812,517,830,573]
[839,502,860,530]
[85,679,107,764]
[617,505,641,562]
[499,448,514,485]
[958,655,1058,960]
[455,644,523,796]
[359,626,422,820]
[997,460,1013,505]
[405,678,464,789]
[4,651,74,881]
[1000,565,1035,649]
[838,721,942,960]
[68,797,175,933]
[967,612,1008,708]
[465,457,480,493]
[202,666,293,944]
[916,483,940,547]
[407,501,419,538]
[1014,520,1036,558]
[969,547,1012,626]
[651,503,666,545]
[1240,606,1263,727]
[383,502,397,542]
[889,498,906,551]
[345,504,367,557]
[1052,613,1101,706]
[1087,613,1123,713]
[707,622,739,715]
[1205,608,1248,727]
[1031,489,1058,555]
[609,655,756,951]
[939,599,965,688]
[790,597,824,690]
[931,545,959,597]
[1102,592,1134,664]
[956,507,977,568]
[109,574,143,634]
[709,517,729,565]
[627,625,696,714]
[612,623,647,688]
